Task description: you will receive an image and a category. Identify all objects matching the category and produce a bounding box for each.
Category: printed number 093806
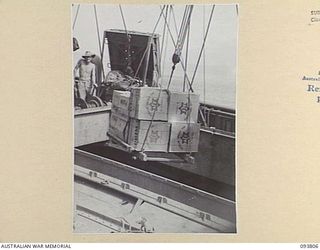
[300,244,319,248]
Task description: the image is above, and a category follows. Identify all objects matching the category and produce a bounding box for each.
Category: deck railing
[198,103,236,137]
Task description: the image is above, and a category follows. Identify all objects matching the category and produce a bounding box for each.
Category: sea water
[160,69,236,110]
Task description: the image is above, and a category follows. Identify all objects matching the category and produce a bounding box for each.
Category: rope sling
[144,5,215,153]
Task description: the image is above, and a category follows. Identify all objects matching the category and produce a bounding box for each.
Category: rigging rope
[133,5,166,82]
[183,22,190,92]
[72,4,80,30]
[174,5,193,62]
[93,5,102,58]
[170,4,191,84]
[119,5,129,39]
[160,6,194,92]
[202,5,206,104]
[170,5,179,35]
[119,5,132,72]
[160,5,169,58]
[166,66,176,90]
[93,5,106,86]
[167,5,193,89]
[161,5,171,85]
[190,5,215,88]
[166,5,193,90]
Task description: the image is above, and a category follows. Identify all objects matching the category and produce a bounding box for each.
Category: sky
[72,4,238,109]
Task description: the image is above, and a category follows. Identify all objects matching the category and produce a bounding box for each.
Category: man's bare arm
[91,65,97,86]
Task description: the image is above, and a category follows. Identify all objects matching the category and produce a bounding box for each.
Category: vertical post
[101,32,106,81]
[152,38,161,87]
[143,37,152,86]
[156,37,161,80]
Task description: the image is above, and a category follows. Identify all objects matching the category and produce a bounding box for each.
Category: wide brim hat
[82,51,95,58]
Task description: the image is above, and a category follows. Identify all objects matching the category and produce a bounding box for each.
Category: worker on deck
[74,51,97,101]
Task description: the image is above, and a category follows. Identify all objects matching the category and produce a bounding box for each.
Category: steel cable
[190,5,215,88]
[72,4,80,30]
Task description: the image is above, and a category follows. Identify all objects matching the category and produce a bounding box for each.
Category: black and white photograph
[73,4,238,233]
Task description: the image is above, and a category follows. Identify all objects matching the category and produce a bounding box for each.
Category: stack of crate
[167,91,200,152]
[109,87,200,153]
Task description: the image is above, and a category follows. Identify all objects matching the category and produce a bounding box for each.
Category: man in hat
[74,51,97,101]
